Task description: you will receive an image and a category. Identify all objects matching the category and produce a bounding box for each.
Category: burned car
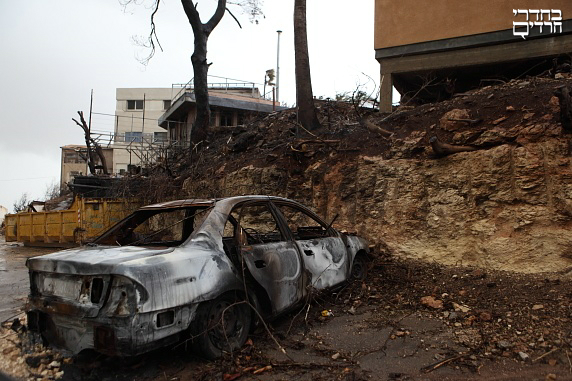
[26,196,370,359]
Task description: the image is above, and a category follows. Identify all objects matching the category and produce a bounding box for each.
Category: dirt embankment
[137,76,572,274]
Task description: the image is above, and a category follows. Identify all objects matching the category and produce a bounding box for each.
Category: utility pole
[276,30,282,104]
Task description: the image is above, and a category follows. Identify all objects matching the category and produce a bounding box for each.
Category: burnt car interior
[94,206,211,247]
[220,202,335,266]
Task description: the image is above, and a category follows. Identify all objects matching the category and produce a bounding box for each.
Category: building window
[154,132,168,143]
[220,110,234,127]
[125,131,142,143]
[127,100,144,110]
[163,100,171,110]
[63,150,85,164]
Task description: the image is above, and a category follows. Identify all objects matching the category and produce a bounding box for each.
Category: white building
[112,88,175,175]
[0,205,8,226]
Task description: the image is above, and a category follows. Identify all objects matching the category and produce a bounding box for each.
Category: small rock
[348,306,356,315]
[48,360,61,369]
[448,312,459,321]
[492,116,508,125]
[545,373,557,381]
[518,352,529,361]
[555,73,565,79]
[55,371,65,378]
[421,296,443,309]
[506,106,516,111]
[331,352,341,360]
[479,311,493,322]
[452,302,470,313]
[523,112,535,120]
[497,340,513,349]
[549,96,560,112]
[532,304,544,310]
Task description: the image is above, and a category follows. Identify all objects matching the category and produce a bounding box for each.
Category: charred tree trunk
[294,0,320,131]
[72,111,110,175]
[555,85,572,132]
[182,0,226,147]
[72,111,97,175]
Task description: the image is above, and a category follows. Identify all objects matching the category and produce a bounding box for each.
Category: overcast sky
[0,0,379,212]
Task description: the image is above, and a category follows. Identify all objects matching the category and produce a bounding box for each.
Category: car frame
[26,196,370,359]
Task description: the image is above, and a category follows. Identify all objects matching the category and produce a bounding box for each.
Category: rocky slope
[150,76,572,274]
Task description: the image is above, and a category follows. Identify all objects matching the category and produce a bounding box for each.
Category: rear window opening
[94,206,211,247]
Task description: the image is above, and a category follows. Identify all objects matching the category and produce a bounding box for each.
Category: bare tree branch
[225,7,242,28]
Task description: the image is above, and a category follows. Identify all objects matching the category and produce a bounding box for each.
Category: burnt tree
[294,0,321,131]
[125,0,262,149]
[72,111,109,175]
[181,0,226,146]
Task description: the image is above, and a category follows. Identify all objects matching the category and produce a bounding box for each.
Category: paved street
[0,237,57,323]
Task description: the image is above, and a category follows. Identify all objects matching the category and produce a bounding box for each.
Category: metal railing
[170,75,265,105]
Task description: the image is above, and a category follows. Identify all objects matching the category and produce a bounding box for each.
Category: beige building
[159,85,280,142]
[60,145,113,189]
[375,0,572,111]
[60,80,278,186]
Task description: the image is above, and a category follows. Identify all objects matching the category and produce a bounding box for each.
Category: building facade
[113,88,175,175]
[375,0,572,111]
[60,145,113,189]
[159,85,280,142]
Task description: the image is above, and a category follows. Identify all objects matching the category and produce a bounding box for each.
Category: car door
[235,201,306,315]
[273,202,350,289]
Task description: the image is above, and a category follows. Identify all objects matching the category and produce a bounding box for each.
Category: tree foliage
[13,193,30,213]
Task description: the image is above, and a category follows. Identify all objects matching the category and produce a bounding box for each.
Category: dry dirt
[1,244,571,381]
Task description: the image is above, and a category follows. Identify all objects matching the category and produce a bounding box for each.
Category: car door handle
[304,249,314,256]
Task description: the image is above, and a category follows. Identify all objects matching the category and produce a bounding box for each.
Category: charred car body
[26,196,370,359]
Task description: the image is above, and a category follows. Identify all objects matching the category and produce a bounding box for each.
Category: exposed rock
[440,109,471,131]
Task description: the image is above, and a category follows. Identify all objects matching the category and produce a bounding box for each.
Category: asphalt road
[0,236,58,323]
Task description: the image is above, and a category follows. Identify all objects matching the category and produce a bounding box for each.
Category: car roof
[139,195,293,211]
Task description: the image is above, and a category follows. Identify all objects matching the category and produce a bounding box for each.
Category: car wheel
[351,254,368,281]
[191,293,251,360]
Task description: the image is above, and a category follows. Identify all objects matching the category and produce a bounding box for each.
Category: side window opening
[275,204,333,240]
[237,204,284,245]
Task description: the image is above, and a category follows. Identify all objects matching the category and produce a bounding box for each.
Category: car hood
[26,245,176,275]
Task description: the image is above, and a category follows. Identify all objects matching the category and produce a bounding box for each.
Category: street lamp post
[276,30,282,105]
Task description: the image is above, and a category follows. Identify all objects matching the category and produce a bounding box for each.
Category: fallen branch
[421,354,466,373]
[533,347,559,363]
[361,118,392,138]
[430,136,477,158]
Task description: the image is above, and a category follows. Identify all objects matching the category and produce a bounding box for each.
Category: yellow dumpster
[5,196,139,247]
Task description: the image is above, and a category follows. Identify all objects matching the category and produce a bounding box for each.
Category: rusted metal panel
[5,197,139,246]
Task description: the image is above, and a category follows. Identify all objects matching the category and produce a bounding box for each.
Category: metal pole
[87,89,93,175]
[141,93,146,162]
[276,30,282,104]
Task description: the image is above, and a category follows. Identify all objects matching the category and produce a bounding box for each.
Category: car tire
[191,292,251,360]
[351,254,368,281]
